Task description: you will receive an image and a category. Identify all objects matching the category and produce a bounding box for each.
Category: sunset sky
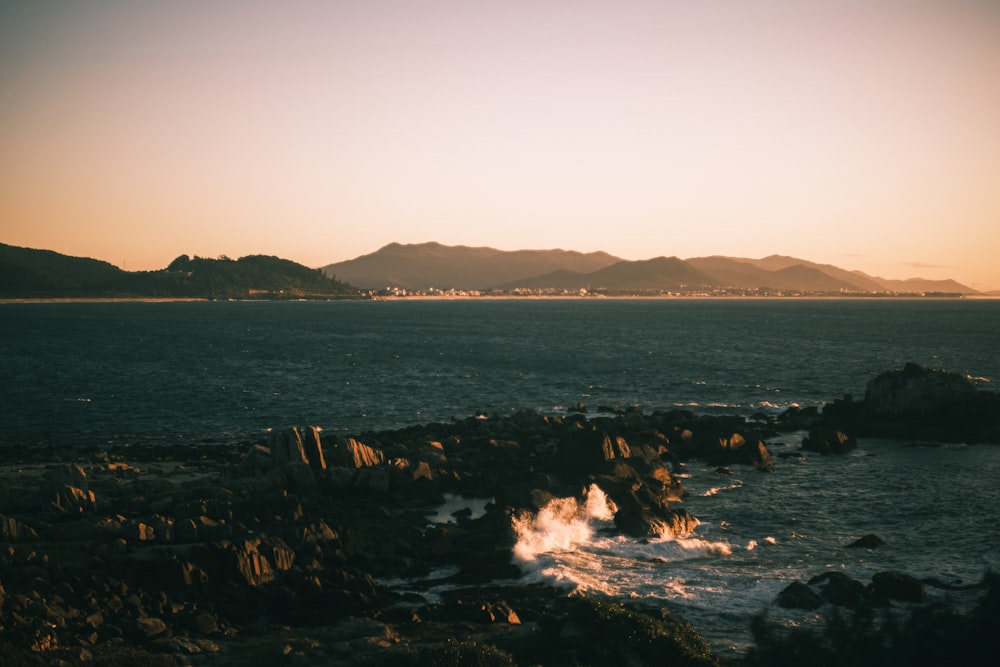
[2,0,999,290]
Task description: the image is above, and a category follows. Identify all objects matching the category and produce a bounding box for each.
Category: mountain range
[323,242,976,295]
[0,241,977,298]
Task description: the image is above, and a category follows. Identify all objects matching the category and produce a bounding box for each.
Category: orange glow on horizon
[1,0,999,290]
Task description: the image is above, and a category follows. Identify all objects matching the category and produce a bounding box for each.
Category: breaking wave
[511,485,734,597]
[511,485,616,562]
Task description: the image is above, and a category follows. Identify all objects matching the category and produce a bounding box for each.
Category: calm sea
[2,298,998,446]
[3,298,999,656]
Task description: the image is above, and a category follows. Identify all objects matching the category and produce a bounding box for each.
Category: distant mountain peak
[324,243,621,290]
[323,243,977,295]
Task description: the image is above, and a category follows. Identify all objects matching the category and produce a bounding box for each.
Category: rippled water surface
[3,298,998,445]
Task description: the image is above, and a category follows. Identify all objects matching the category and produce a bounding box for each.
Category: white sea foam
[700,481,743,497]
[513,485,734,598]
[511,485,616,561]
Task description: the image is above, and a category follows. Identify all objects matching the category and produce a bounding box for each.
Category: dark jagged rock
[533,597,715,667]
[5,362,988,663]
[775,405,823,432]
[0,514,38,541]
[613,492,698,539]
[808,572,868,609]
[663,415,776,471]
[846,534,886,549]
[866,363,978,417]
[552,427,631,479]
[37,463,97,516]
[870,570,925,603]
[776,581,824,610]
[802,428,857,455]
[820,363,1000,442]
[798,569,928,610]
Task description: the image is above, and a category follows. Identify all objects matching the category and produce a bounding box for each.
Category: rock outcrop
[820,363,1000,442]
[2,365,991,664]
[802,429,858,455]
[865,363,978,417]
[0,408,747,664]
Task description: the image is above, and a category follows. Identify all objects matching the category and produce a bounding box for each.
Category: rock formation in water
[821,363,1000,442]
[1,365,996,665]
[1,411,759,665]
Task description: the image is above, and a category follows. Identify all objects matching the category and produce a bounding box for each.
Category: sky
[2,0,999,290]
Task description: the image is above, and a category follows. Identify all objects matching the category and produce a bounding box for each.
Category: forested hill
[0,244,360,299]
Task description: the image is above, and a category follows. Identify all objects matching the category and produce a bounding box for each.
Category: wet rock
[131,616,168,639]
[865,363,978,417]
[536,597,714,667]
[240,444,273,476]
[748,439,776,472]
[808,571,867,609]
[870,570,925,603]
[821,364,1000,441]
[225,538,278,587]
[301,425,327,472]
[270,427,310,466]
[776,581,824,610]
[776,405,823,431]
[328,437,385,468]
[553,428,630,479]
[437,598,522,625]
[846,534,886,549]
[613,492,697,539]
[0,514,38,541]
[123,520,155,542]
[802,429,857,455]
[39,464,97,515]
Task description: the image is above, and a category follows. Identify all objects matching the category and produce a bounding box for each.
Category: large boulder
[0,514,38,541]
[821,364,1000,441]
[802,429,857,455]
[613,492,697,539]
[269,426,330,471]
[594,459,685,508]
[870,570,925,603]
[327,437,385,468]
[808,571,867,609]
[846,534,886,549]
[553,428,631,479]
[37,464,96,516]
[865,363,978,418]
[776,581,824,610]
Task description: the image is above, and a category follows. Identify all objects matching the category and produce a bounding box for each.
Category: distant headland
[0,242,982,300]
[0,244,358,301]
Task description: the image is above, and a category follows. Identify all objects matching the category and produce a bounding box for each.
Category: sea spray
[512,484,617,561]
[511,484,738,598]
[511,485,623,594]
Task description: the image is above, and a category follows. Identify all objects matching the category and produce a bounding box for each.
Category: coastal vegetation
[0,244,359,300]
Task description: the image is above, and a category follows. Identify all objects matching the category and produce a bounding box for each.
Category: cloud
[907,262,952,270]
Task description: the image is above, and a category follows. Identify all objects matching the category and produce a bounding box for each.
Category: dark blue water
[1,298,998,446]
[3,298,1000,657]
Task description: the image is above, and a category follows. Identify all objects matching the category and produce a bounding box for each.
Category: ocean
[3,298,999,656]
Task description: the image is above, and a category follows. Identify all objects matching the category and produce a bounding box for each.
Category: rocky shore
[1,364,998,666]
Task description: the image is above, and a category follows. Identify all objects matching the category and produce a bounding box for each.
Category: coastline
[3,369,998,665]
[4,294,991,305]
[0,297,211,304]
